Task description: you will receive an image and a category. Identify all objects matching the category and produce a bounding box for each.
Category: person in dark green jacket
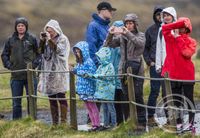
[1,17,41,120]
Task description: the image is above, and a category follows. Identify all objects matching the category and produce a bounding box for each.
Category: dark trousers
[171,82,195,124]
[147,66,167,118]
[121,75,146,125]
[11,79,37,120]
[114,89,125,125]
[48,93,68,124]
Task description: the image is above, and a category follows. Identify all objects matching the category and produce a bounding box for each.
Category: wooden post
[164,73,176,128]
[27,63,37,120]
[69,72,77,130]
[127,67,137,130]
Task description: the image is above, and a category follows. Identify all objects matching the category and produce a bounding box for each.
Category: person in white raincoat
[38,19,70,125]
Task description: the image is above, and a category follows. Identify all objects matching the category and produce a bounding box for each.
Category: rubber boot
[50,104,59,125]
[60,104,67,124]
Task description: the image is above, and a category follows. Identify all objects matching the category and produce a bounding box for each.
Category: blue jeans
[11,79,37,119]
[147,65,166,118]
[102,102,116,126]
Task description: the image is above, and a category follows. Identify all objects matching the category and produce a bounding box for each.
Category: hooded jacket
[1,17,40,80]
[73,41,96,100]
[38,19,70,95]
[94,47,115,100]
[155,7,177,71]
[143,5,164,66]
[108,13,145,76]
[161,17,196,80]
[86,13,110,66]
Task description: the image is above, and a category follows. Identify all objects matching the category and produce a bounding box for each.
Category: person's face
[179,28,187,34]
[16,23,26,34]
[155,12,161,22]
[125,21,135,31]
[101,9,114,20]
[163,12,174,24]
[75,48,81,59]
[46,27,57,38]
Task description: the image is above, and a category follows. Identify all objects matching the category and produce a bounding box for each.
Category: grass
[0,57,200,137]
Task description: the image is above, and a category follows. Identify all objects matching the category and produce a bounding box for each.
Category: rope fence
[0,64,200,131]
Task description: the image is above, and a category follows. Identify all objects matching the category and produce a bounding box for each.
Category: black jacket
[1,32,41,80]
[143,5,164,66]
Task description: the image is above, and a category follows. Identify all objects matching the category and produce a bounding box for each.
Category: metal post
[127,67,137,130]
[69,72,77,130]
[27,63,37,120]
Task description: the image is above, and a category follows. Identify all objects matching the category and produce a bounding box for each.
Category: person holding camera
[107,13,146,130]
[38,19,70,125]
[1,17,40,120]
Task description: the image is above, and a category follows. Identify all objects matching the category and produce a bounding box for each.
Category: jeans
[147,65,166,118]
[102,103,116,126]
[11,79,37,120]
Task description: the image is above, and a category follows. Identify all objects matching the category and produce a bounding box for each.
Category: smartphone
[114,27,123,34]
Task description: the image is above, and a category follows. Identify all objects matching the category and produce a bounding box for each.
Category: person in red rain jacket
[162,17,196,133]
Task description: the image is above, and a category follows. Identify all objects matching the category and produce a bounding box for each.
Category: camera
[41,32,47,37]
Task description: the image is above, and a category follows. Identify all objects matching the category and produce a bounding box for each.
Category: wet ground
[1,103,200,136]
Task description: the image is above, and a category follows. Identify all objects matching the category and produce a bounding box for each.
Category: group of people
[0,1,197,134]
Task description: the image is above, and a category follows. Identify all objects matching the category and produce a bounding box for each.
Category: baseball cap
[97,2,117,11]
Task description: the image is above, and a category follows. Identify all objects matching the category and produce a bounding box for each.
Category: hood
[161,7,177,22]
[95,47,111,65]
[73,41,90,61]
[92,13,110,25]
[124,13,139,33]
[153,5,165,24]
[15,17,28,33]
[178,17,192,34]
[44,19,63,35]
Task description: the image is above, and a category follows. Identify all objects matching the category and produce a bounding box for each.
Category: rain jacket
[86,13,110,66]
[73,41,96,100]
[155,7,177,71]
[38,19,70,95]
[1,30,40,80]
[94,47,115,100]
[143,5,164,66]
[161,17,196,80]
[108,14,145,76]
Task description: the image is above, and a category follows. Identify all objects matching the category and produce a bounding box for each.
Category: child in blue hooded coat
[72,41,100,131]
[93,47,117,128]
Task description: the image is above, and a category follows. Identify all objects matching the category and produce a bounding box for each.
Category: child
[72,41,101,131]
[162,17,197,133]
[93,47,117,129]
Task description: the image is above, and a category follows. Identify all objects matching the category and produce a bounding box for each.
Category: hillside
[0,0,200,46]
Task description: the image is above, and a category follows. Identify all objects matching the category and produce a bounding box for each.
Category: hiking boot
[148,117,157,126]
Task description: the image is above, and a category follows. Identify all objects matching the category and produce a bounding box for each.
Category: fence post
[164,73,176,128]
[27,63,37,120]
[69,72,77,130]
[127,67,137,130]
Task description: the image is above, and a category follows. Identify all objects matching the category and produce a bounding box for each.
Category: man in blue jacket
[86,1,116,67]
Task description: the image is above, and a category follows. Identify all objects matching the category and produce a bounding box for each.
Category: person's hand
[68,64,74,71]
[122,27,129,34]
[46,32,51,41]
[150,62,155,67]
[156,68,161,73]
[174,29,180,38]
[108,26,116,34]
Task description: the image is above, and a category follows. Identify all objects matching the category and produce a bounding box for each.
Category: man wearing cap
[86,1,116,67]
[1,17,41,119]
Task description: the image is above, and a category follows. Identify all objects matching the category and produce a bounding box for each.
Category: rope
[31,95,70,101]
[28,69,71,73]
[0,69,28,74]
[0,95,29,100]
